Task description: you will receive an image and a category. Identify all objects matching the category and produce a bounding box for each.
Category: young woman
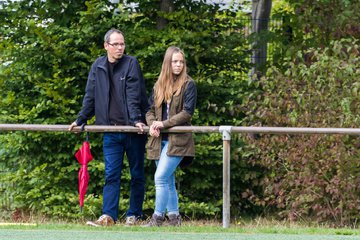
[144,46,197,227]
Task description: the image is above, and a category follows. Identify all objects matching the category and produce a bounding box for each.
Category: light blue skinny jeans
[154,140,183,216]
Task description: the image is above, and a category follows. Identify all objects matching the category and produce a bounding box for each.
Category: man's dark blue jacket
[76,54,149,126]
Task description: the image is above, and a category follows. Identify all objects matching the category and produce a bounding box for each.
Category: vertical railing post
[219,126,232,228]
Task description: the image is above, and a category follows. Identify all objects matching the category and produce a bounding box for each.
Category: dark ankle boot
[167,214,181,226]
[142,213,165,227]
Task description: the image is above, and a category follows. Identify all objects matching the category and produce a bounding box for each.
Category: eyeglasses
[107,42,125,48]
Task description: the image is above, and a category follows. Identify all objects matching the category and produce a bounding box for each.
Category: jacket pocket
[146,136,161,159]
[171,133,192,147]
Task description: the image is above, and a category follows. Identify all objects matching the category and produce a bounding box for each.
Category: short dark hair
[104,29,124,42]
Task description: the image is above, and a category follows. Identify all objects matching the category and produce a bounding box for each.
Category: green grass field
[0,222,359,240]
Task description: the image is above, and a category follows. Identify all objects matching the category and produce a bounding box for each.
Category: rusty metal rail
[1,124,360,135]
[0,124,359,228]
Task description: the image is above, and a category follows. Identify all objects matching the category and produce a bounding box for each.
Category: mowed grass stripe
[1,229,360,240]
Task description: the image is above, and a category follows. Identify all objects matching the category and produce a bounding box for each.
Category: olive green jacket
[146,79,196,167]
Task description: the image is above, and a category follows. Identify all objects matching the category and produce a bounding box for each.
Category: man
[69,29,148,227]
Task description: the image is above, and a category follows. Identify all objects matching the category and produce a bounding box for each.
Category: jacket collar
[97,55,108,71]
[97,54,128,71]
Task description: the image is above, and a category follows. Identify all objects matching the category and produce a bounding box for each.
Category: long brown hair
[154,46,189,108]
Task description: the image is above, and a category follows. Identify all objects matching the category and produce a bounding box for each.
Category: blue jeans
[102,132,146,221]
[154,141,183,216]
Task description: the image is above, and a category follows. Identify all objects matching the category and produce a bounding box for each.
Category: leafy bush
[242,38,360,226]
[0,0,255,220]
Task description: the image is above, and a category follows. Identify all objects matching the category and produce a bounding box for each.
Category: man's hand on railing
[68,121,78,131]
[135,122,146,134]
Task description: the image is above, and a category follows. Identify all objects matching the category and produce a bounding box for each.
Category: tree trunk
[251,0,272,79]
[157,0,174,30]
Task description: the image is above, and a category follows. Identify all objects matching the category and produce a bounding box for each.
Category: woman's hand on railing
[151,121,164,130]
[149,124,160,137]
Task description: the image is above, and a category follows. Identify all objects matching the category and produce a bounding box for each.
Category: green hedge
[242,38,360,226]
[0,0,255,221]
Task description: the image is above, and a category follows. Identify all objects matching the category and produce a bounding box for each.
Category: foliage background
[242,39,360,227]
[0,0,359,227]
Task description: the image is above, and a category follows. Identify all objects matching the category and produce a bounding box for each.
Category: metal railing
[1,124,360,228]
